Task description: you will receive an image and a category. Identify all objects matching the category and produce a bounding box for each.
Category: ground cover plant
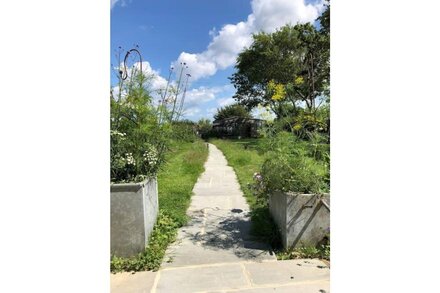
[111,139,208,272]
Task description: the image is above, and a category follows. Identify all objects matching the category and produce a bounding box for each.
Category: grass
[210,138,282,248]
[111,139,209,272]
[157,140,208,226]
[277,244,330,262]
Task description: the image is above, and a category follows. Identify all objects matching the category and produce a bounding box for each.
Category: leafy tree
[230,22,329,116]
[196,118,212,138]
[318,3,330,35]
[213,103,252,121]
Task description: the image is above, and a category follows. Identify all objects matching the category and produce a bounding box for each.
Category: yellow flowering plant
[294,76,304,85]
[267,80,286,101]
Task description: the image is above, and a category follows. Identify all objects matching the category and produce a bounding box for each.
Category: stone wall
[269,192,330,248]
[111,178,158,257]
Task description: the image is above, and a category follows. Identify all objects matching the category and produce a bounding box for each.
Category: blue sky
[111,0,326,121]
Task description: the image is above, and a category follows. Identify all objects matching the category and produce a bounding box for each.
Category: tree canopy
[213,103,252,121]
[230,9,329,117]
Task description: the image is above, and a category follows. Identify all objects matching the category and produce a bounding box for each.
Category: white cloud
[182,107,201,117]
[175,0,325,81]
[251,0,324,32]
[184,85,232,107]
[217,97,235,107]
[111,61,168,102]
[178,85,234,119]
[207,107,217,116]
[111,0,119,9]
[123,61,168,92]
[111,0,131,9]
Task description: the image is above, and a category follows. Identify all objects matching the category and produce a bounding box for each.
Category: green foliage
[158,140,209,226]
[230,21,329,115]
[171,120,197,142]
[260,131,329,194]
[277,244,330,261]
[214,103,252,121]
[277,231,330,261]
[111,140,209,272]
[211,138,330,253]
[110,72,172,183]
[196,118,212,139]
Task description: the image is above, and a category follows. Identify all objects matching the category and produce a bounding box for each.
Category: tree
[230,20,329,116]
[196,118,212,138]
[213,104,252,121]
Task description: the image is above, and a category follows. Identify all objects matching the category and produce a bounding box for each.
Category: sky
[111,0,326,121]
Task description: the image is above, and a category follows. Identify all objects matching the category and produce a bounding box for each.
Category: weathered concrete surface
[221,280,330,293]
[269,192,330,248]
[243,258,329,285]
[153,259,329,293]
[110,271,157,293]
[156,263,249,292]
[161,143,275,267]
[111,178,158,257]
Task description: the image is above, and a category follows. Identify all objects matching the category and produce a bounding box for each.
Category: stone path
[111,143,330,292]
[160,143,275,268]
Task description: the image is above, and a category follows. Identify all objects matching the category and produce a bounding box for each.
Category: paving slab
[244,259,329,286]
[221,280,330,293]
[155,263,249,293]
[110,271,157,293]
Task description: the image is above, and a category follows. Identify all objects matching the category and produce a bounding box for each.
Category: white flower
[125,153,135,165]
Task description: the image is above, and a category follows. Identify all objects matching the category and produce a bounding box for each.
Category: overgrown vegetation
[110,50,195,183]
[111,140,208,272]
[260,131,329,194]
[110,71,171,183]
[277,244,330,261]
[196,118,212,139]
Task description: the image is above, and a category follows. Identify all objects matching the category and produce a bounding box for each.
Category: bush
[260,131,329,194]
[110,72,171,183]
[196,118,212,139]
[171,120,197,142]
[213,103,252,120]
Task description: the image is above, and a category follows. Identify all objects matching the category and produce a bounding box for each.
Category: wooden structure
[212,117,265,138]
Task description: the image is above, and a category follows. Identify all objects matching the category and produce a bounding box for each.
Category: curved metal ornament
[121,48,142,80]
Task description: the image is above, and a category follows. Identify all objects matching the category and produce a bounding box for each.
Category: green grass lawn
[209,138,282,248]
[111,139,208,272]
[158,139,208,226]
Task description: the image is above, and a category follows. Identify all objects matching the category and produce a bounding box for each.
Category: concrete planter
[111,178,158,257]
[269,191,330,249]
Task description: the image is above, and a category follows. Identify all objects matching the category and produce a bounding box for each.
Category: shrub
[196,118,212,139]
[260,131,329,194]
[171,120,197,142]
[110,72,171,183]
[214,103,252,121]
